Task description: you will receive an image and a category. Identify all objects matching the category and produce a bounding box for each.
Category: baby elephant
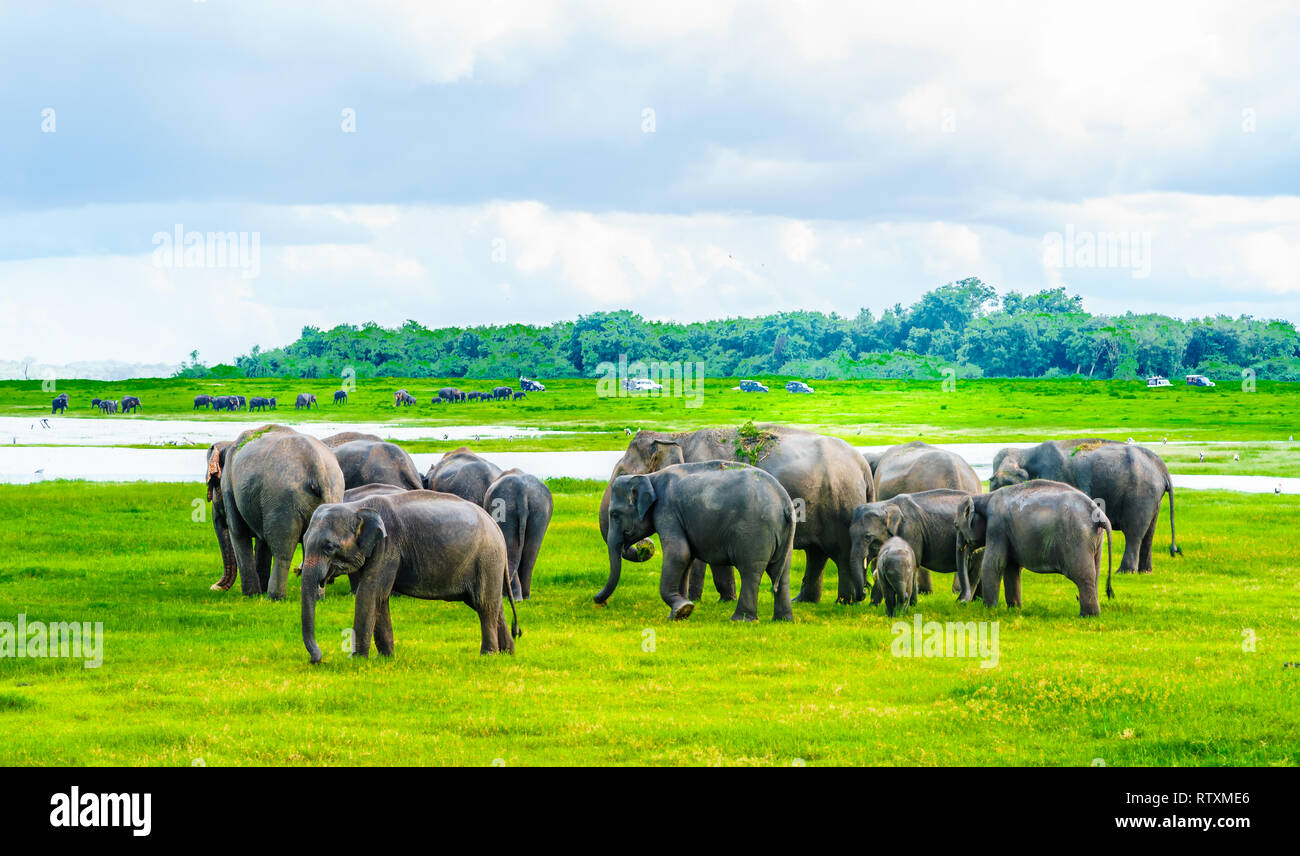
[299,491,519,663]
[956,479,1113,617]
[605,461,794,622]
[875,536,918,617]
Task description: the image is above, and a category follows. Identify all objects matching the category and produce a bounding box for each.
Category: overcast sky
[2,0,1297,365]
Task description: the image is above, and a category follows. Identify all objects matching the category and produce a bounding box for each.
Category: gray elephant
[422,447,502,501]
[295,393,317,410]
[51,393,68,414]
[875,537,918,617]
[955,479,1113,617]
[204,441,240,592]
[865,441,981,594]
[333,389,348,404]
[492,386,513,400]
[212,425,345,599]
[596,425,873,606]
[120,395,141,413]
[299,490,519,663]
[605,461,795,622]
[990,439,1179,572]
[333,439,423,491]
[483,469,553,600]
[320,431,383,450]
[850,489,981,606]
[193,394,212,410]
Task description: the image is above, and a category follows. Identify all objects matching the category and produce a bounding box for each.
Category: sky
[2,0,1298,366]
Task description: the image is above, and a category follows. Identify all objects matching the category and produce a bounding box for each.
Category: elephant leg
[373,597,394,657]
[870,574,883,605]
[229,517,260,597]
[1117,522,1141,573]
[980,541,1006,610]
[685,559,707,600]
[711,564,737,602]
[476,598,502,654]
[730,565,762,622]
[495,610,515,654]
[794,547,828,603]
[351,588,378,658]
[1073,562,1101,617]
[1138,516,1156,573]
[253,539,272,593]
[1003,563,1022,608]
[916,565,933,595]
[265,528,301,601]
[659,544,695,620]
[517,530,545,600]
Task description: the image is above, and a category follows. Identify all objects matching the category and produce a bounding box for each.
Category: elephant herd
[203,427,550,661]
[598,428,1179,621]
[200,422,1180,665]
[53,394,141,414]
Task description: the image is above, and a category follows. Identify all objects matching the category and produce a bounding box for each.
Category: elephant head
[989,449,1030,490]
[594,474,659,604]
[953,494,990,601]
[849,502,905,601]
[300,504,387,663]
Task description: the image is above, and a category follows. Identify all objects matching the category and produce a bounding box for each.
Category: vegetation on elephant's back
[202,280,1300,382]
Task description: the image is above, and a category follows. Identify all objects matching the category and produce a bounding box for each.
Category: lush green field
[4,377,1298,444]
[1,480,1296,766]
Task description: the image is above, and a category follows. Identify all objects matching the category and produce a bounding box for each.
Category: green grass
[0,480,1296,766]
[5,377,1299,444]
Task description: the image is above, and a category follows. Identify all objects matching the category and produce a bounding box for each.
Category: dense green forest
[186,278,1300,381]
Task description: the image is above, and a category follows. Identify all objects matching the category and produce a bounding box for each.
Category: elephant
[320,431,383,449]
[605,461,795,621]
[333,439,424,491]
[193,394,212,410]
[204,441,240,591]
[233,395,246,411]
[90,398,102,409]
[394,389,416,407]
[249,396,272,412]
[120,395,141,413]
[295,393,317,410]
[493,386,513,401]
[334,389,348,405]
[955,479,1114,617]
[865,441,981,595]
[299,490,520,663]
[483,469,553,600]
[268,397,278,410]
[51,393,68,414]
[850,489,982,606]
[512,391,526,400]
[422,447,502,502]
[596,425,874,607]
[98,399,117,414]
[875,536,918,617]
[212,425,346,600]
[212,395,234,411]
[990,439,1179,573]
[437,387,465,403]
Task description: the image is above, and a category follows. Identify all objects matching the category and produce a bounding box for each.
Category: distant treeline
[189,278,1300,381]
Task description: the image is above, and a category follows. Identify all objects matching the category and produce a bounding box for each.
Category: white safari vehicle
[1146,376,1172,388]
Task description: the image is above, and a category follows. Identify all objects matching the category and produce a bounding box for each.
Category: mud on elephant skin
[990,439,1179,573]
[955,479,1113,617]
[603,461,795,622]
[596,424,873,606]
[299,491,519,663]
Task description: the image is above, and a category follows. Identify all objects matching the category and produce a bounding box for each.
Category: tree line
[184,278,1300,381]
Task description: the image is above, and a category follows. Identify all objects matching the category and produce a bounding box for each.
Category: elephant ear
[960,496,987,543]
[650,439,684,469]
[634,476,657,521]
[355,508,388,556]
[884,505,905,538]
[205,443,228,502]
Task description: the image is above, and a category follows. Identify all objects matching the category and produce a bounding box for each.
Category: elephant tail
[1166,473,1182,557]
[504,557,521,640]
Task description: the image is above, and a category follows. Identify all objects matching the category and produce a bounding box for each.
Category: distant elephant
[437,387,465,403]
[212,395,234,411]
[51,393,68,414]
[606,461,794,621]
[493,386,513,400]
[333,439,424,491]
[90,398,102,409]
[295,393,317,410]
[512,391,526,400]
[249,396,271,412]
[851,489,982,606]
[120,395,141,414]
[268,397,277,410]
[865,441,981,595]
[990,439,1179,572]
[596,425,873,606]
[98,399,117,414]
[422,447,502,502]
[211,425,345,599]
[334,389,348,405]
[956,479,1113,617]
[299,491,519,663]
[875,536,918,617]
[320,431,383,450]
[233,395,246,411]
[483,469,553,600]
[394,389,416,407]
[194,394,212,410]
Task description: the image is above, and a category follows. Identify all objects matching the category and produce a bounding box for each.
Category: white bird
[1232,452,1240,462]
[1126,437,1135,445]
[1198,452,1205,462]
[1276,484,1283,495]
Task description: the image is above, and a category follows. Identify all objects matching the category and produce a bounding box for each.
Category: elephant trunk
[209,510,238,592]
[954,538,974,603]
[594,535,624,604]
[301,559,324,663]
[849,540,868,605]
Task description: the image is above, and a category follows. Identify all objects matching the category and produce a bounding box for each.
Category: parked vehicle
[624,378,664,392]
[1146,376,1172,388]
[785,380,814,394]
[735,379,769,393]
[520,376,546,392]
[1185,374,1216,387]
